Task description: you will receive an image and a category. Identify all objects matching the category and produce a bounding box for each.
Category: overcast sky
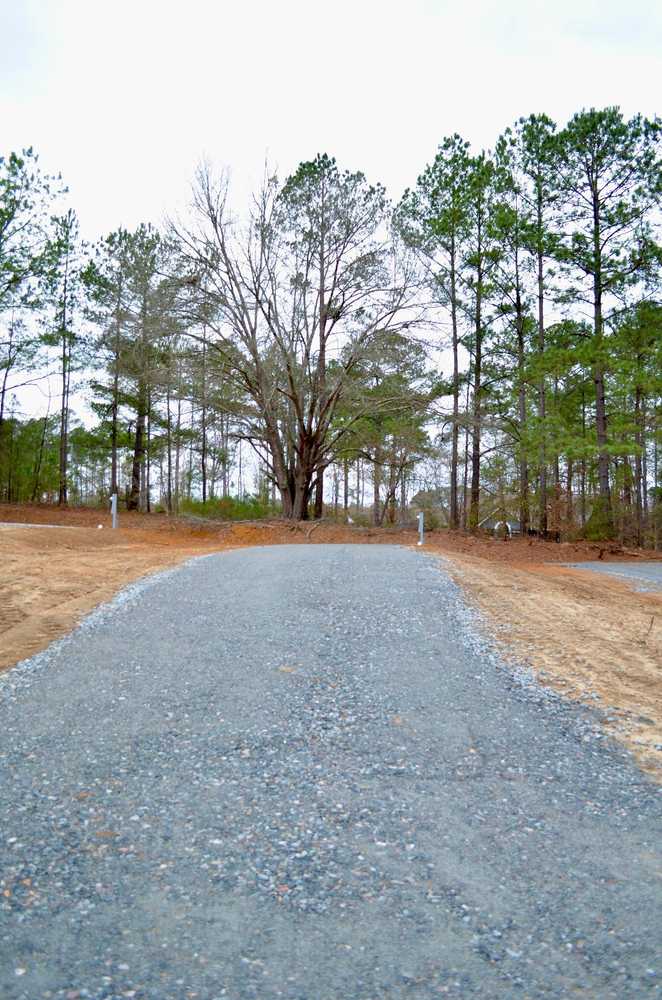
[3,0,661,243]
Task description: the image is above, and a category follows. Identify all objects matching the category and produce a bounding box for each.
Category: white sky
[2,0,661,432]
[3,0,661,243]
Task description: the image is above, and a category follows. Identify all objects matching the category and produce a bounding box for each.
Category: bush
[179,495,278,521]
[419,509,441,531]
[583,497,615,541]
[347,511,372,527]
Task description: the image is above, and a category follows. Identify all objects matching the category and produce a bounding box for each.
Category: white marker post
[417,511,424,546]
[110,493,118,530]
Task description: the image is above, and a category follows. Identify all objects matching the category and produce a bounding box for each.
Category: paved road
[568,560,662,592]
[1,545,660,1000]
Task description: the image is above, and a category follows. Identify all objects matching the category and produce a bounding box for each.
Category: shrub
[179,495,278,521]
[583,498,615,541]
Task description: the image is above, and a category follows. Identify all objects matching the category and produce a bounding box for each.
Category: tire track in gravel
[0,544,660,1000]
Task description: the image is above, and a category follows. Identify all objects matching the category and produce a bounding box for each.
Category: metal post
[417,510,424,546]
[110,493,118,530]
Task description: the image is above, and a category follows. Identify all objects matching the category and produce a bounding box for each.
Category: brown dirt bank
[428,547,662,778]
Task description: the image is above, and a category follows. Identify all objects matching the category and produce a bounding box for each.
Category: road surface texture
[568,560,662,593]
[1,545,660,1000]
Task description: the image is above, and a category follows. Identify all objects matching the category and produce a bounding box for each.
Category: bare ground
[424,541,662,778]
[1,503,660,777]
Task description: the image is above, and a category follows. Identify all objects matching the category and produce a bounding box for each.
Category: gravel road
[1,544,660,1000]
[567,560,662,592]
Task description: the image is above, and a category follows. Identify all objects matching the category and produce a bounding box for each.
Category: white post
[417,510,424,546]
[110,493,118,530]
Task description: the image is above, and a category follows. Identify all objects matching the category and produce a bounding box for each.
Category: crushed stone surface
[0,544,660,999]
[567,560,662,592]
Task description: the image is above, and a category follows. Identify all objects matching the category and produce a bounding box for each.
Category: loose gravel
[567,560,662,592]
[1,544,660,1000]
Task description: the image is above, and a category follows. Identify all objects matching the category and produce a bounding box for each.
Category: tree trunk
[174,389,182,512]
[566,459,573,533]
[110,281,123,496]
[449,237,460,530]
[271,432,318,522]
[0,320,18,436]
[145,390,151,513]
[592,187,613,534]
[223,414,230,496]
[31,411,50,502]
[128,384,147,511]
[399,471,407,525]
[313,468,324,519]
[58,337,69,506]
[462,372,473,531]
[634,385,643,546]
[166,383,173,514]
[343,457,349,513]
[187,401,195,499]
[373,447,381,527]
[313,183,328,523]
[468,208,483,533]
[201,323,208,503]
[654,416,659,550]
[536,186,547,536]
[110,373,119,497]
[622,455,634,544]
[58,256,71,507]
[516,295,529,534]
[129,285,151,513]
[290,471,312,521]
[642,396,649,520]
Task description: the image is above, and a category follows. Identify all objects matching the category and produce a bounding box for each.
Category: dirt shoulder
[425,542,662,778]
[0,522,213,672]
[2,503,660,778]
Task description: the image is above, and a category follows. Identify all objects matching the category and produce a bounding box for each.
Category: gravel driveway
[1,544,660,999]
[567,560,662,592]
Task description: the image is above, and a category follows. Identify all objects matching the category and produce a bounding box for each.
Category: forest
[1,107,661,544]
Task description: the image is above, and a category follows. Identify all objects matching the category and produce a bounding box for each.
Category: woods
[1,108,661,543]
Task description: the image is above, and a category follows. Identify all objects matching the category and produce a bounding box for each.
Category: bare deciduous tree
[172,156,419,519]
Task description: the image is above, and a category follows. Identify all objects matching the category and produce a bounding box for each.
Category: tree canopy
[2,107,661,544]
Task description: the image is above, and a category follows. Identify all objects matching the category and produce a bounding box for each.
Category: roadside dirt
[424,542,662,778]
[1,503,660,777]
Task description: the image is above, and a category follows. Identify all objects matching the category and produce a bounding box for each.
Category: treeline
[1,108,661,543]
